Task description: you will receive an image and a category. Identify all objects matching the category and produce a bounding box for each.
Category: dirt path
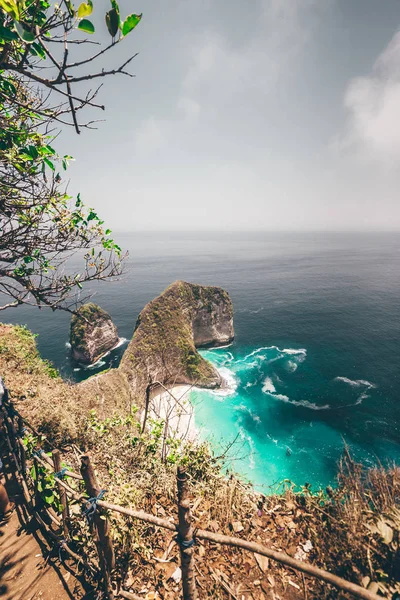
[0,477,91,600]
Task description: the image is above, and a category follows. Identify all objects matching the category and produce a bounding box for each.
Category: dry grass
[1,323,399,599]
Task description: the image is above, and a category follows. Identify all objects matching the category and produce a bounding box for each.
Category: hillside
[0,322,399,599]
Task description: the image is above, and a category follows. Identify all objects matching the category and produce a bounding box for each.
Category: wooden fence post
[177,466,198,600]
[80,453,115,599]
[52,449,69,539]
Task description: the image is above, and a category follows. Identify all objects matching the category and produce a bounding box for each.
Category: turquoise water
[4,232,400,490]
[192,343,400,493]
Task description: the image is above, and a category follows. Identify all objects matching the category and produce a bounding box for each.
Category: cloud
[133,0,327,156]
[134,117,166,154]
[339,30,400,166]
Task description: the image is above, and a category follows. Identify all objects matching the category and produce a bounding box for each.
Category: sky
[60,0,400,231]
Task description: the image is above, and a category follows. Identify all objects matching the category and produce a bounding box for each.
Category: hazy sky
[61,0,400,231]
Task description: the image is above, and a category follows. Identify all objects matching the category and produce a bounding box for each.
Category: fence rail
[0,381,385,600]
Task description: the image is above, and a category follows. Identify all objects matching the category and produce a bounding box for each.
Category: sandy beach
[148,384,198,443]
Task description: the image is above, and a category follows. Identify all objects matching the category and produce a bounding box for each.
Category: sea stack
[70,303,119,365]
[119,280,234,402]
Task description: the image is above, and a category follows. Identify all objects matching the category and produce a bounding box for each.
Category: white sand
[148,385,198,442]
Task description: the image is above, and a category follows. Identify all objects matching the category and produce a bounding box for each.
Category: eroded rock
[119,280,234,403]
[70,303,119,365]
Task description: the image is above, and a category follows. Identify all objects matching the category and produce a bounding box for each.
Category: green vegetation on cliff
[70,303,112,350]
[0,323,400,598]
[120,280,234,403]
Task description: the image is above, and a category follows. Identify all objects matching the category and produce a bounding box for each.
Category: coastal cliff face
[119,280,234,403]
[70,303,119,365]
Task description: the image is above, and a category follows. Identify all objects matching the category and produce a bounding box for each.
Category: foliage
[3,322,400,598]
[0,0,142,311]
[0,324,60,377]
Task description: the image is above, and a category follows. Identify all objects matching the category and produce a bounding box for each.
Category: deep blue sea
[4,232,400,492]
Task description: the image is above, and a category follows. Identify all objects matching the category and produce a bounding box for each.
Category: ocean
[4,231,400,492]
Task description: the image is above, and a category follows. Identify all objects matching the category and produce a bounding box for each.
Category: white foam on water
[225,351,234,363]
[114,337,128,349]
[272,393,291,402]
[354,392,369,406]
[238,427,256,470]
[291,399,331,411]
[212,366,238,397]
[262,376,276,394]
[238,346,277,363]
[265,390,331,410]
[238,404,261,424]
[240,345,307,363]
[84,359,106,370]
[65,342,71,349]
[286,360,298,372]
[211,342,234,349]
[335,376,376,389]
[282,347,307,356]
[244,381,256,388]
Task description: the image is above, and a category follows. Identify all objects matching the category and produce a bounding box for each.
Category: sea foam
[335,376,376,389]
[212,366,238,397]
[262,376,276,394]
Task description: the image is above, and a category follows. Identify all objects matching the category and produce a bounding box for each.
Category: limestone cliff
[119,281,234,402]
[70,303,119,365]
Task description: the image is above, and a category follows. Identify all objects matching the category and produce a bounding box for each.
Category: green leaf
[44,492,54,504]
[30,42,46,59]
[122,13,142,36]
[43,157,55,171]
[0,0,19,20]
[0,22,17,40]
[110,0,120,20]
[77,0,92,18]
[15,22,35,43]
[78,18,95,34]
[105,8,119,37]
[27,145,39,159]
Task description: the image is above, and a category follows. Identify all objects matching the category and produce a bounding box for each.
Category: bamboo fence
[0,384,386,600]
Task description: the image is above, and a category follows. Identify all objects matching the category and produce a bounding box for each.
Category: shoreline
[149,384,198,442]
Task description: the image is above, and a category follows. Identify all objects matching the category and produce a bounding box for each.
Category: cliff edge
[119,280,234,400]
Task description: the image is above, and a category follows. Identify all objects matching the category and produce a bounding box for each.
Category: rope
[54,467,68,479]
[82,490,107,524]
[176,533,195,549]
[0,377,9,404]
[58,538,67,562]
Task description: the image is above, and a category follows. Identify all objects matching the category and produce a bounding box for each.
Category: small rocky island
[70,303,120,365]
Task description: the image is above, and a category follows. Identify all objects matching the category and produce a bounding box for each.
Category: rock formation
[119,280,234,402]
[70,303,119,365]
